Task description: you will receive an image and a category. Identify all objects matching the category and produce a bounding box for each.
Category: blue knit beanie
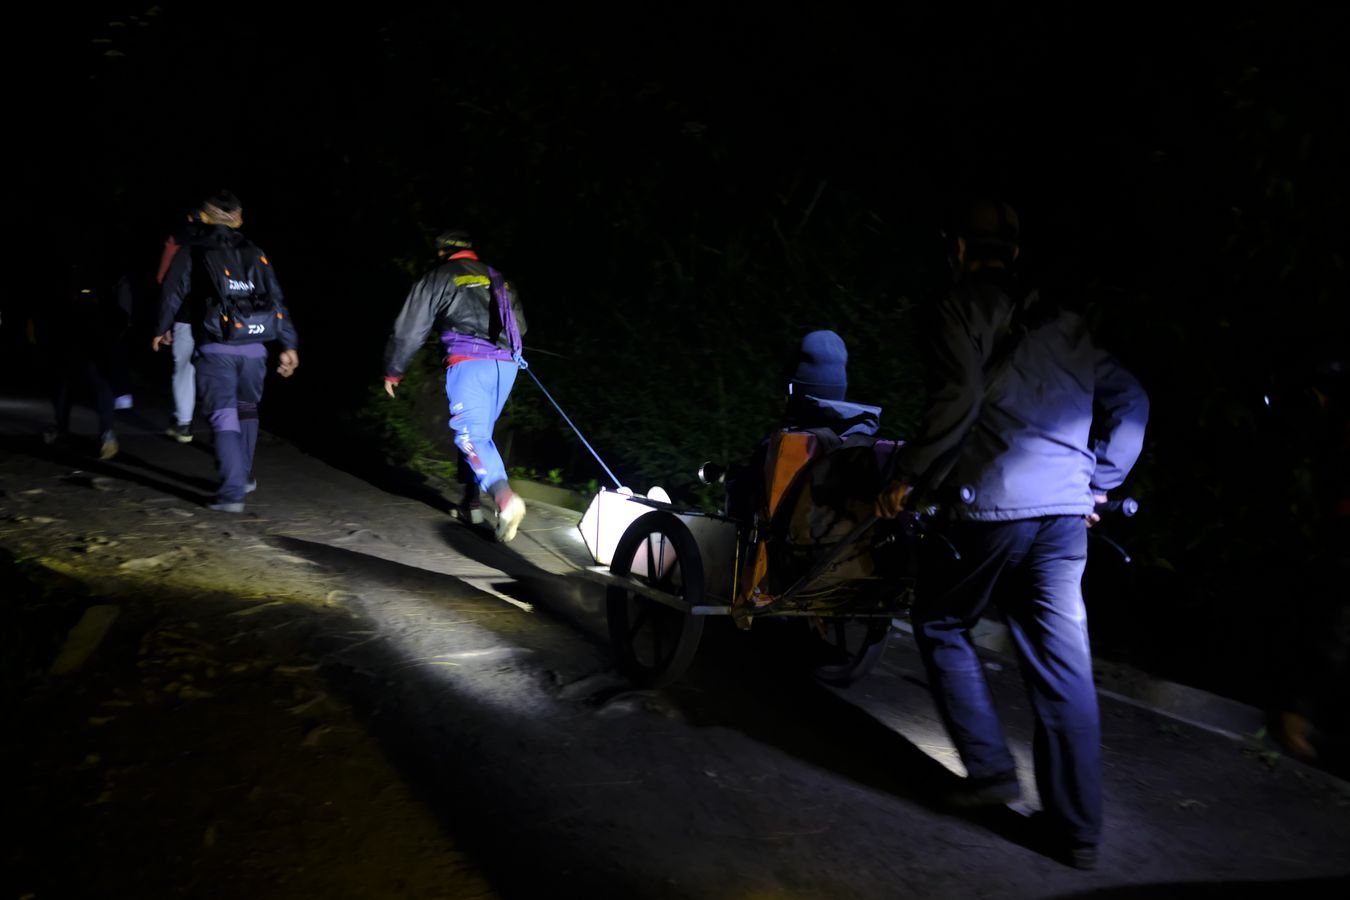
[790,330,848,401]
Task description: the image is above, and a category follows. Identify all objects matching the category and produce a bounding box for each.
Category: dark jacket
[157,221,209,324]
[49,266,134,360]
[157,224,297,350]
[383,253,527,379]
[896,269,1148,521]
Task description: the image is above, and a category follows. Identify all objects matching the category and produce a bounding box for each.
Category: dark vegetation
[12,6,1349,708]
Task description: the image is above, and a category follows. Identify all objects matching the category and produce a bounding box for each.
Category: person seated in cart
[730,330,900,620]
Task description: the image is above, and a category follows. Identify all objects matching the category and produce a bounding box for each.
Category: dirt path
[2,445,497,898]
[4,406,1350,899]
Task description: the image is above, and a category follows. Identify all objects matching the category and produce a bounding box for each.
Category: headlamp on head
[960,200,1020,266]
[435,229,474,252]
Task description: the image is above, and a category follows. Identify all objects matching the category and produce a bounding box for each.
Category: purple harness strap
[487,266,522,357]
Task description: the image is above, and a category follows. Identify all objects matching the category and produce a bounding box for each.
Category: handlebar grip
[1095,497,1138,517]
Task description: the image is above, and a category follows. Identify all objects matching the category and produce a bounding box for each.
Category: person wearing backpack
[728,329,884,525]
[153,190,299,513]
[726,329,897,617]
[875,201,1149,869]
[382,229,528,542]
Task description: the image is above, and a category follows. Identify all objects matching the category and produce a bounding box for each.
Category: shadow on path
[1048,876,1349,898]
[0,435,214,505]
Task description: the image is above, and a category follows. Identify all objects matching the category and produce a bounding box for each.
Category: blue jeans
[196,352,265,503]
[445,359,517,502]
[914,516,1101,845]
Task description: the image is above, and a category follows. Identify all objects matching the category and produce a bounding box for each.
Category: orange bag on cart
[735,430,901,620]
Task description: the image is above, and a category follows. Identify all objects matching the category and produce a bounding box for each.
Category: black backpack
[192,241,283,344]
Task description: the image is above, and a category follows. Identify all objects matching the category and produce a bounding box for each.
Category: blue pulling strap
[517,357,623,490]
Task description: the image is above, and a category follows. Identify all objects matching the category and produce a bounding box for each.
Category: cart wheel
[808,616,892,687]
[606,511,706,688]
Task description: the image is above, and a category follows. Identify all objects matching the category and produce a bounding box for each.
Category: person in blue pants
[877,202,1148,869]
[383,230,528,542]
[155,191,299,512]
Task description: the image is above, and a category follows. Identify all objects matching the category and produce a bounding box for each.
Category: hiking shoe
[208,500,245,514]
[943,771,1022,808]
[166,422,193,443]
[1025,811,1099,870]
[456,500,485,525]
[1067,843,1099,871]
[495,495,526,543]
[1270,710,1319,761]
[99,431,119,461]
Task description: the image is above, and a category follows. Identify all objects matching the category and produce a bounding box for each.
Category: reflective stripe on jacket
[383,256,527,378]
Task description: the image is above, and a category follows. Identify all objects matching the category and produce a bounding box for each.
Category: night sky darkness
[12,5,1350,699]
[21,7,1348,342]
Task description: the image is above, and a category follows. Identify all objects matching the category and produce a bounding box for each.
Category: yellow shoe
[1272,711,1319,760]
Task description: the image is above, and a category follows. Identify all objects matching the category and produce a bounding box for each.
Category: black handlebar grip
[1095,497,1139,517]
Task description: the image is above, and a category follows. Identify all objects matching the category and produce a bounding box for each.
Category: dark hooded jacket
[895,269,1147,520]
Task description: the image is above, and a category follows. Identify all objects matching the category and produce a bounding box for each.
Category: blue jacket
[896,270,1148,521]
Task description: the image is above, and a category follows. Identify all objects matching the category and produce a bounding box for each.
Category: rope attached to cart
[517,358,624,490]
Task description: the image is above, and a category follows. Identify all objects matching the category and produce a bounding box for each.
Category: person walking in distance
[156,202,213,442]
[154,190,299,512]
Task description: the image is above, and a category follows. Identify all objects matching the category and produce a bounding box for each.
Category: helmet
[960,201,1019,264]
[435,229,474,251]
